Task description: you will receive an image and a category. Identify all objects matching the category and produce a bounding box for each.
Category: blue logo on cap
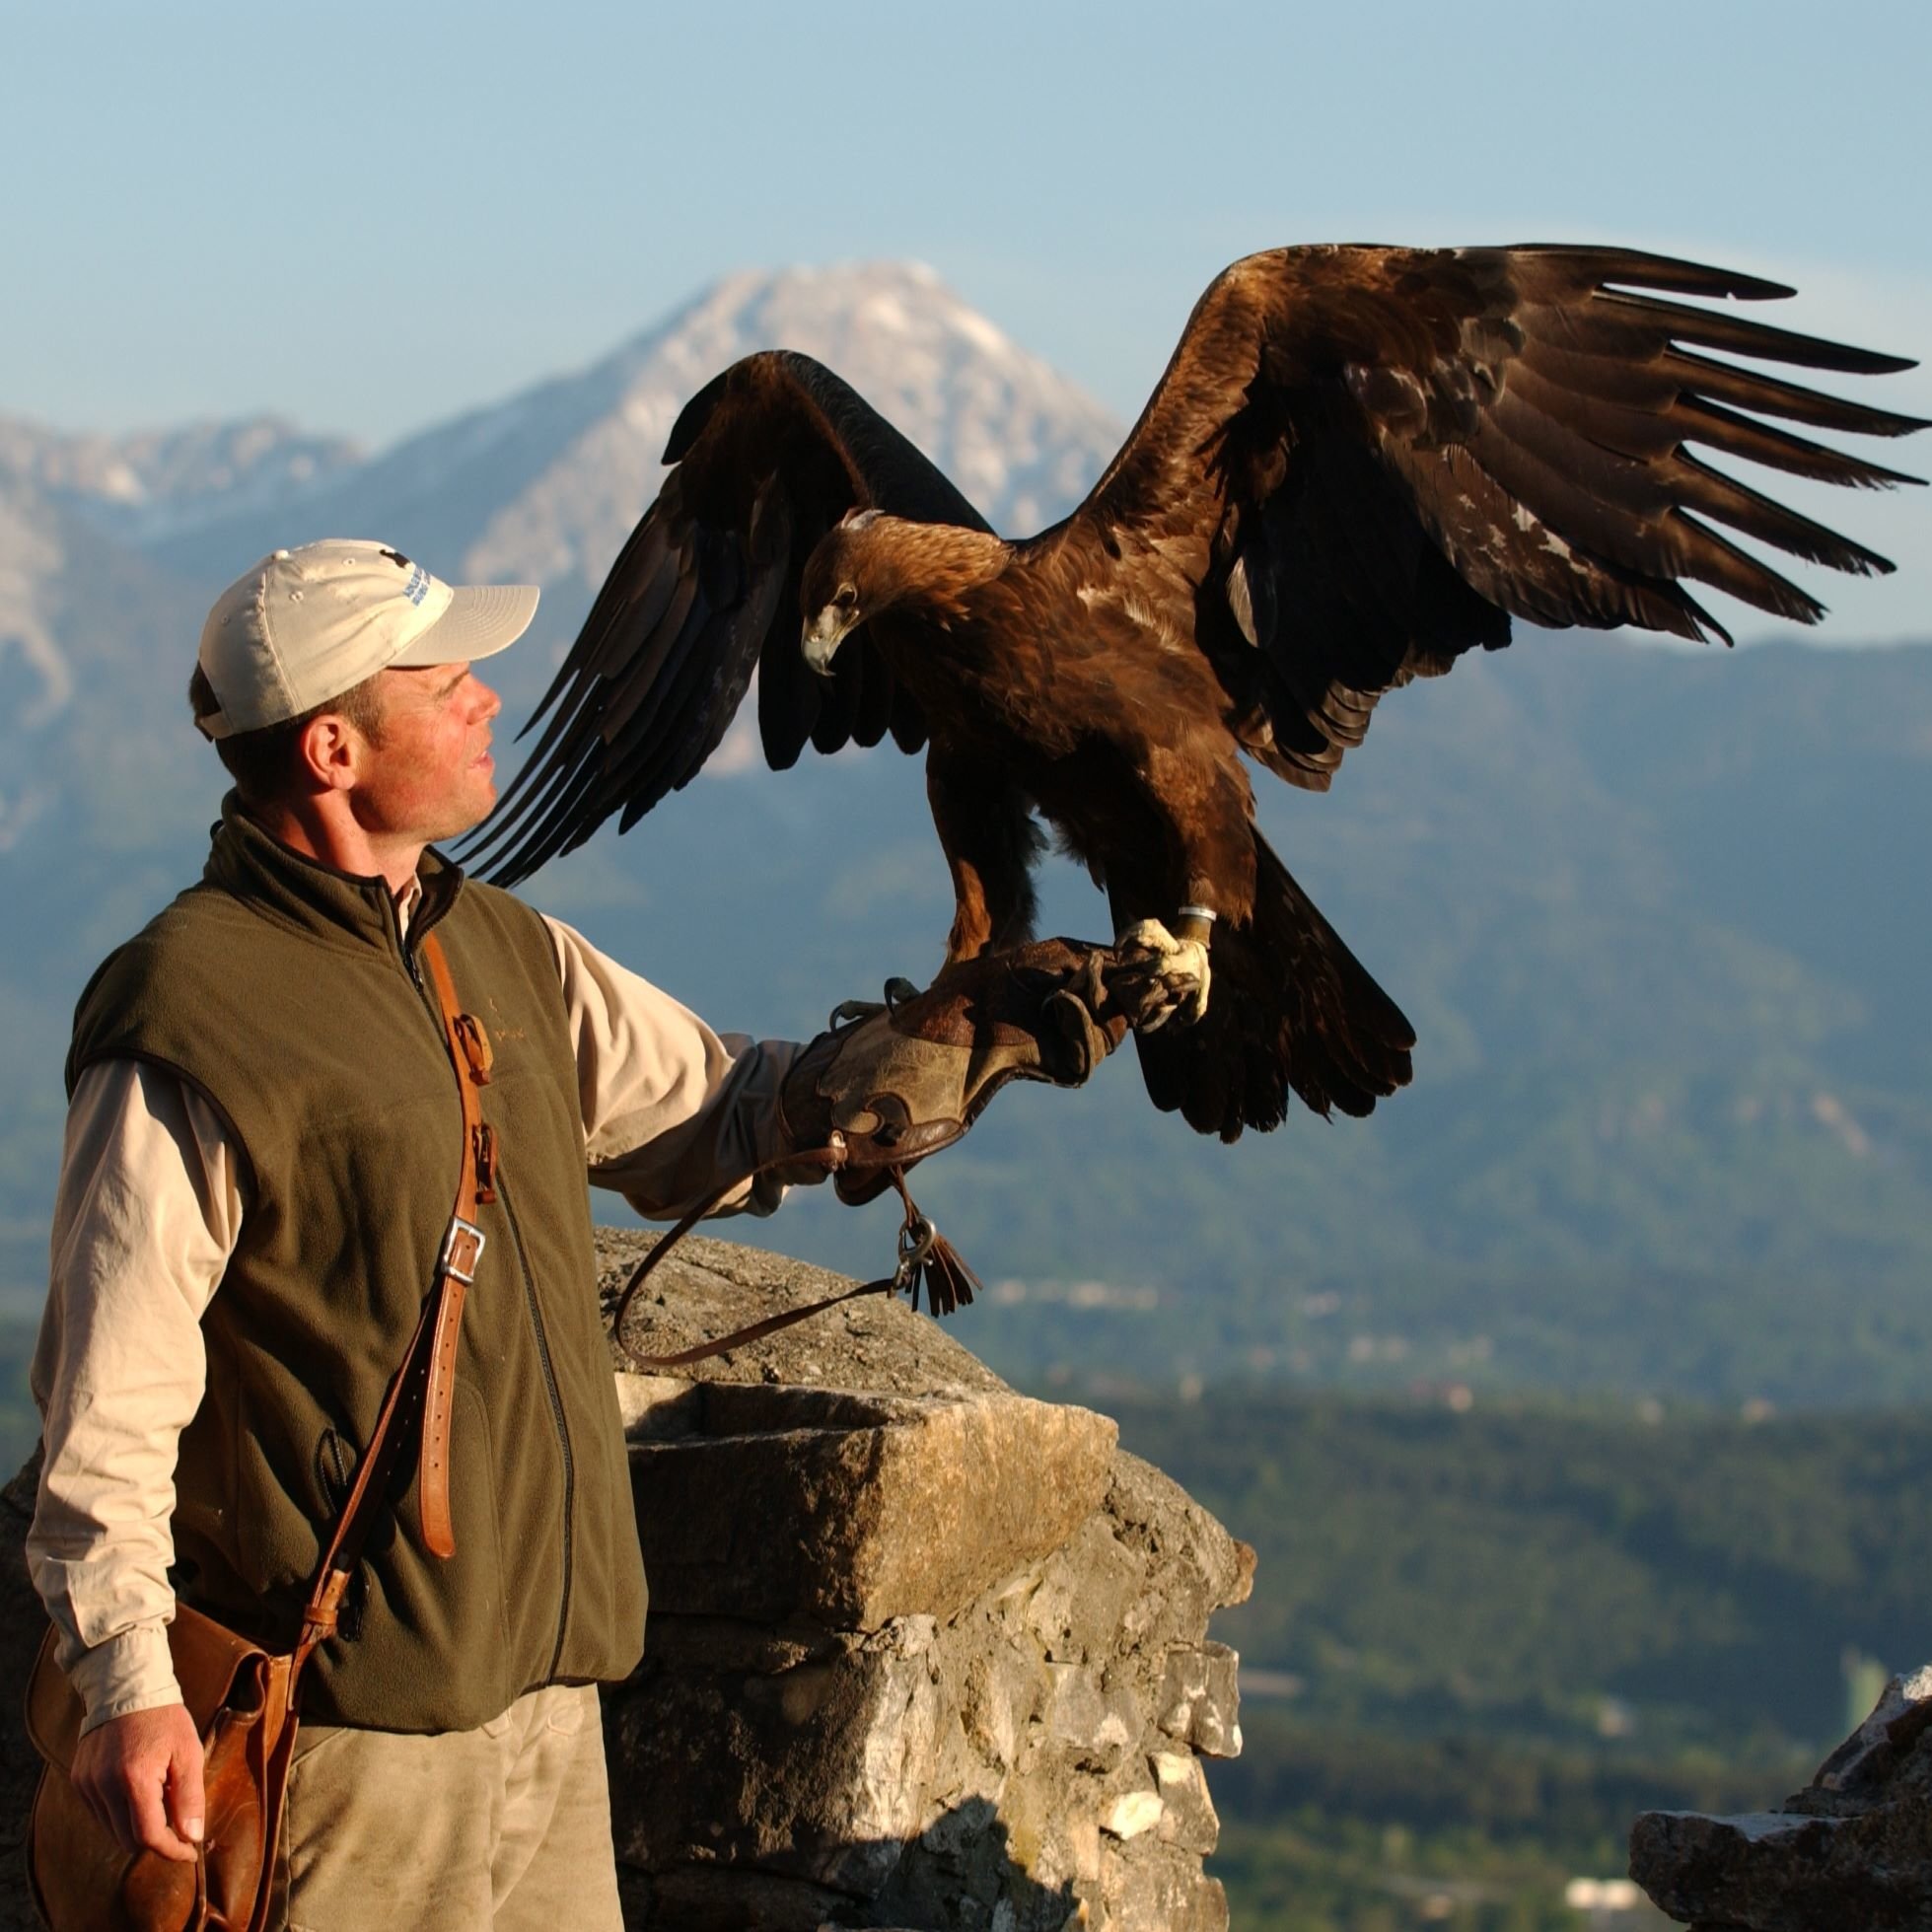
[379,548,430,606]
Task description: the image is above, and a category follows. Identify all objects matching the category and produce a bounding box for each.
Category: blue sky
[5,0,1928,639]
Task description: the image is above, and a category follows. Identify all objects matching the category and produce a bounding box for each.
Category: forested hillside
[1113,1386,1926,1929]
[1113,1389,1930,1749]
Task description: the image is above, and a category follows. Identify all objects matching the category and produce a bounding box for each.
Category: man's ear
[296,713,363,794]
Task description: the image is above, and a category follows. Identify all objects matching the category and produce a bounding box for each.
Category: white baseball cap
[194,538,539,740]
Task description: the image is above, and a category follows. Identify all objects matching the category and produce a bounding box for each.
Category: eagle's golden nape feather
[468,246,1922,1142]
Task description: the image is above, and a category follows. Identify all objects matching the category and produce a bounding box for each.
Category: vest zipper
[498,1167,577,1682]
[388,892,427,992]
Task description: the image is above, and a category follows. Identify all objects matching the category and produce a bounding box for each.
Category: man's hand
[71,1702,204,1862]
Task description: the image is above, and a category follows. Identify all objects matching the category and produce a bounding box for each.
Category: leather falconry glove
[770,938,1137,1315]
[777,937,1134,1211]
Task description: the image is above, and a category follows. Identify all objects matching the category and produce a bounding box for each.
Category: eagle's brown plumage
[468,245,1924,1140]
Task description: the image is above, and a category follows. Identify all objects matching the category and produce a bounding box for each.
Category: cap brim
[390,583,539,667]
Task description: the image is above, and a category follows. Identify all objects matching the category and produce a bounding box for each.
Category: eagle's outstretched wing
[1053,246,1924,790]
[466,350,991,885]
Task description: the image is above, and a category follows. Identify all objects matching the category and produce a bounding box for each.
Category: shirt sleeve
[543,915,807,1221]
[29,1060,243,1734]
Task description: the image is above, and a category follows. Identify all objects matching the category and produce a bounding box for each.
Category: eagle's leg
[927,754,1042,970]
[944,855,995,966]
[1115,913,1213,1031]
[1107,751,1252,1029]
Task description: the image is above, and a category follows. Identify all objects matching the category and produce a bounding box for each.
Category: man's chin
[426,785,496,851]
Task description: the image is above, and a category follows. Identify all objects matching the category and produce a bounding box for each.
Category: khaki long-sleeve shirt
[31,901,800,1735]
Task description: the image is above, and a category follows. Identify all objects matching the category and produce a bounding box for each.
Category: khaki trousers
[271,1683,624,1931]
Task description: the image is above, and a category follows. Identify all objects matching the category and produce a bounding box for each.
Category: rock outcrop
[1631,1664,1932,1931]
[1,1233,1252,1931]
[600,1230,1252,1931]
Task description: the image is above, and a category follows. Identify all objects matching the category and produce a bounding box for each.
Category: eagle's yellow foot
[1115,917,1211,1031]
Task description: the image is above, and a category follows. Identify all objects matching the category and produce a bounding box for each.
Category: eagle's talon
[829,974,927,1031]
[1114,918,1212,1030]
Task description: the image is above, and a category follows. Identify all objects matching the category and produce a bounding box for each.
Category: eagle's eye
[834,584,859,610]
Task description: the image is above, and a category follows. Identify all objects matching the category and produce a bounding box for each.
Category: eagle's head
[801,508,897,676]
[802,509,1006,674]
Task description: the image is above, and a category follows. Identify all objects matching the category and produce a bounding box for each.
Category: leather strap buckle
[439,1216,486,1284]
[452,1011,495,1085]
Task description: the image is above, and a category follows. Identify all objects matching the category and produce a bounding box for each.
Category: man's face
[351,662,503,845]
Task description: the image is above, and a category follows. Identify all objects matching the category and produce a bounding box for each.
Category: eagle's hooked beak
[802,607,860,679]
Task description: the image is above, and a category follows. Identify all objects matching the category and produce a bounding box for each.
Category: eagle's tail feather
[1251,832,1415,1123]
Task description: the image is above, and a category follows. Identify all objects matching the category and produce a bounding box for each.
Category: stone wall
[600,1230,1252,1931]
[0,1233,1252,1931]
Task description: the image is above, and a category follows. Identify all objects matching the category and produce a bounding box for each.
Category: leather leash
[611,1152,982,1371]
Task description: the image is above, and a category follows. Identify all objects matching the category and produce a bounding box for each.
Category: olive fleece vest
[66,799,647,1731]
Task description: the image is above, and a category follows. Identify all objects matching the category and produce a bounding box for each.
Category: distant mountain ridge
[0,261,1122,770]
[144,259,1123,617]
[0,414,363,545]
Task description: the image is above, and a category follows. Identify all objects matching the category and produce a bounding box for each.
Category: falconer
[27,539,1122,1926]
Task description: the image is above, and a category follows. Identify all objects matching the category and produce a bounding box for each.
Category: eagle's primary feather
[465,245,1924,1140]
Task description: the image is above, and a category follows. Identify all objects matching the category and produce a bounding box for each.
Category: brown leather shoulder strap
[287,931,499,1672]
[413,930,492,1559]
[298,1288,439,1650]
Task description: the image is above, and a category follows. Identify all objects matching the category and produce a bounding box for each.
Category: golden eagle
[470,246,1923,1140]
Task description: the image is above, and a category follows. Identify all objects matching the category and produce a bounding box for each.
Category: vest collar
[202,792,464,955]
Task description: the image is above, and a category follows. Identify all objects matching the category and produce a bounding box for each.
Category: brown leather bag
[24,1608,301,1932]
[23,930,493,1931]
